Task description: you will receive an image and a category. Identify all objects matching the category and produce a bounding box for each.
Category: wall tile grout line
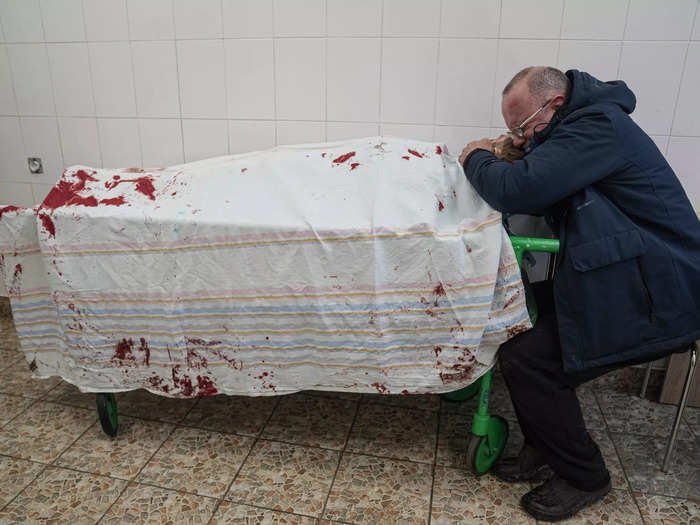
[615,0,632,79]
[125,0,144,168]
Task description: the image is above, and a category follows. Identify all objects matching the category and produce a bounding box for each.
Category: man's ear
[551,94,567,111]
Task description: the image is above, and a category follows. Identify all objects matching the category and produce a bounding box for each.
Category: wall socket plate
[28,157,43,174]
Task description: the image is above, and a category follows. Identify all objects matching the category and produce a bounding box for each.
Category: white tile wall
[0,0,698,214]
[40,0,86,42]
[47,43,95,117]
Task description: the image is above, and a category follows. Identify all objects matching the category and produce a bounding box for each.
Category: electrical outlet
[28,157,43,174]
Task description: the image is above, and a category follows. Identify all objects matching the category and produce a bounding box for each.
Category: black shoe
[492,444,554,483]
[521,474,612,522]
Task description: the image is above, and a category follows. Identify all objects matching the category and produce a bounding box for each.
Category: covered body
[0,137,529,397]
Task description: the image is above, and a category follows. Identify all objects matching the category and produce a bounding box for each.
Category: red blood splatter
[196,376,218,396]
[350,162,360,170]
[401,389,409,395]
[332,151,356,164]
[41,170,99,211]
[171,192,177,196]
[213,349,241,369]
[241,168,248,172]
[105,176,156,200]
[100,196,126,206]
[371,382,389,394]
[434,283,446,297]
[420,297,427,304]
[186,349,208,369]
[321,153,327,158]
[503,290,521,309]
[368,311,376,325]
[507,324,530,338]
[0,206,21,220]
[172,366,194,396]
[401,156,410,160]
[434,346,442,357]
[438,200,445,211]
[122,167,145,173]
[147,375,170,393]
[14,264,22,275]
[466,245,472,253]
[113,338,136,364]
[185,336,221,347]
[439,363,474,384]
[435,145,443,155]
[139,337,150,366]
[408,149,424,158]
[425,308,439,318]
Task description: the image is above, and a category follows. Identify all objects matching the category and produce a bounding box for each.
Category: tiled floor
[0,303,698,524]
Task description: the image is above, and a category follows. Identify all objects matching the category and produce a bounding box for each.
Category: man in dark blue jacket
[460,66,700,522]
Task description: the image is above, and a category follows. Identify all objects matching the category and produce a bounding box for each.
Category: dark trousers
[498,280,612,491]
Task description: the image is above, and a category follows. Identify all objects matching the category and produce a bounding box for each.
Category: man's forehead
[502,82,532,124]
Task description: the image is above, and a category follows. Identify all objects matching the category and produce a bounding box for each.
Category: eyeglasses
[507,98,553,139]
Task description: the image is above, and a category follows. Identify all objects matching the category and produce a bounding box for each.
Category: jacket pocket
[568,229,646,272]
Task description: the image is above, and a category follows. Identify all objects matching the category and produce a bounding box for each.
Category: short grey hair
[502,66,570,102]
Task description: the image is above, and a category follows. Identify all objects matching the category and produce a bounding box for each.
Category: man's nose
[512,135,526,148]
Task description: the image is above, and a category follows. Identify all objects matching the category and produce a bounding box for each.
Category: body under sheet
[0,136,530,397]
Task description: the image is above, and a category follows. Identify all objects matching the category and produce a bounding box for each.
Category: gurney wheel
[96,393,119,437]
[467,415,508,476]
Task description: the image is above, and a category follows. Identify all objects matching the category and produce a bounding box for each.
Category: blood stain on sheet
[241,168,247,173]
[439,363,473,384]
[371,382,389,394]
[332,151,356,164]
[507,323,530,338]
[171,366,195,396]
[105,175,156,200]
[408,149,424,158]
[434,345,442,357]
[434,283,446,297]
[503,290,521,309]
[402,156,410,160]
[8,264,22,295]
[212,349,241,369]
[0,206,21,220]
[435,145,443,155]
[41,169,99,211]
[100,196,127,206]
[350,162,360,170]
[196,375,218,396]
[122,167,145,173]
[139,337,150,366]
[186,348,208,369]
[465,245,472,253]
[437,199,445,211]
[185,336,221,347]
[147,375,170,393]
[113,338,136,364]
[368,311,376,325]
[321,153,326,158]
[401,389,409,395]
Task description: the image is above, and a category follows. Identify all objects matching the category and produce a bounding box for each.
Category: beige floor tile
[0,348,22,372]
[536,489,643,524]
[227,440,339,517]
[211,501,317,524]
[346,403,438,463]
[183,394,279,436]
[44,380,96,409]
[0,466,126,523]
[324,453,432,524]
[0,456,45,508]
[431,466,534,525]
[138,426,253,498]
[633,492,700,524]
[262,393,357,450]
[0,392,35,427]
[115,388,198,423]
[101,482,218,524]
[56,415,174,479]
[0,401,96,462]
[0,360,62,399]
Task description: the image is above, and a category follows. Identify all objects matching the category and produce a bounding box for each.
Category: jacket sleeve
[463,113,624,214]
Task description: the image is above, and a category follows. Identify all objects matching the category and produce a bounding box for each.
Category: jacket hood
[563,70,636,115]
